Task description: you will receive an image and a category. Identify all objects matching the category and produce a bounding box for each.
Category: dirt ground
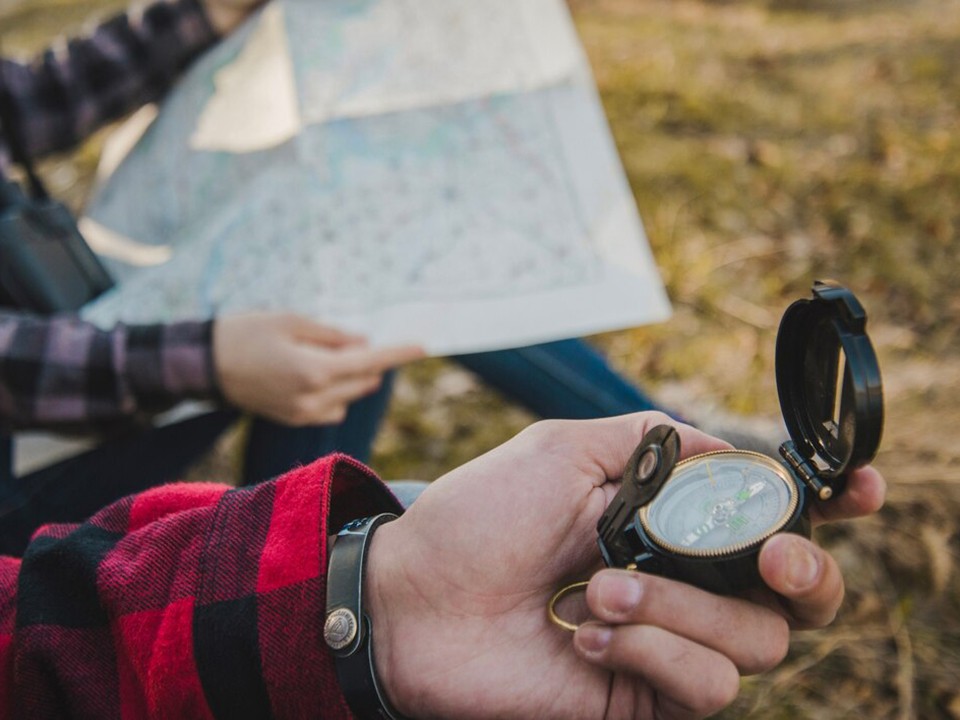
[3,0,960,717]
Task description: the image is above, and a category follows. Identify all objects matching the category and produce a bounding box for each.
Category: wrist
[365,521,408,715]
[209,316,235,404]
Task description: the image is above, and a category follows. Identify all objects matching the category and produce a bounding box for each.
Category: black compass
[594,280,883,596]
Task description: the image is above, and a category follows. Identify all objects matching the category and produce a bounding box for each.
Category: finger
[574,622,740,719]
[313,374,384,406]
[584,569,789,675]
[808,465,886,526]
[282,377,384,426]
[757,533,844,629]
[522,413,733,488]
[325,344,426,376]
[287,315,368,348]
[672,422,735,458]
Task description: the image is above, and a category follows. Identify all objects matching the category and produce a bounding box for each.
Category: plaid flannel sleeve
[0,453,404,718]
[0,310,218,431]
[0,0,218,159]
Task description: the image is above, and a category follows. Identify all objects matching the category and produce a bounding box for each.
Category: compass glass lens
[639,452,799,557]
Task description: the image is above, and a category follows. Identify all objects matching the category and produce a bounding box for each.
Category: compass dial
[639,451,800,558]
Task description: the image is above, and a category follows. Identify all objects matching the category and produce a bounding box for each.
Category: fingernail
[785,542,820,590]
[577,624,612,654]
[597,572,643,615]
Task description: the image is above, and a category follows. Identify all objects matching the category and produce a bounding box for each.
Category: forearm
[0,0,218,159]
[0,311,216,431]
[0,453,401,716]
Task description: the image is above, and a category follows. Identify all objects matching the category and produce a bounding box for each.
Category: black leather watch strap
[324,514,408,720]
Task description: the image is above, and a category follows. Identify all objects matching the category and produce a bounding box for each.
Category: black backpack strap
[0,58,48,200]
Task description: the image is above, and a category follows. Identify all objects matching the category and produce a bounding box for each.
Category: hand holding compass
[364,409,885,719]
[551,281,884,629]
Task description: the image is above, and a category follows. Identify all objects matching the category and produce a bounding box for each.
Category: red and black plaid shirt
[0,0,222,432]
[0,453,403,717]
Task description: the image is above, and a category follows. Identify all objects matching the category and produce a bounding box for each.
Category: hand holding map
[81,0,672,355]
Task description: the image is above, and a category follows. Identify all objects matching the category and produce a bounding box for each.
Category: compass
[641,452,800,558]
[549,281,883,627]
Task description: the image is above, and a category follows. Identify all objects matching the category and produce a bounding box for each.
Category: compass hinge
[779,441,832,501]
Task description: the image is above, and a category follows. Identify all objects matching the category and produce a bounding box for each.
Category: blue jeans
[0,374,394,555]
[0,338,670,554]
[454,338,665,419]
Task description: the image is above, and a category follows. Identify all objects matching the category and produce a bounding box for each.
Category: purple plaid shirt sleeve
[0,0,218,160]
[0,0,226,431]
[0,311,218,431]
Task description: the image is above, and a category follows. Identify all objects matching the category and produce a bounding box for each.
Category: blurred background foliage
[3,0,960,716]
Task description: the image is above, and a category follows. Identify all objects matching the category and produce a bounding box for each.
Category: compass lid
[775,280,884,481]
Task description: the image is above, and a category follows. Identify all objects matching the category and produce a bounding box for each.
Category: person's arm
[0,310,423,432]
[0,413,886,718]
[0,0,220,160]
[366,414,887,719]
[0,310,215,431]
[0,451,402,717]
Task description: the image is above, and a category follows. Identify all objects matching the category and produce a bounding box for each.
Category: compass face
[639,451,800,558]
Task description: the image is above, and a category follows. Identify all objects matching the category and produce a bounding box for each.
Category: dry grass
[4,0,960,716]
[385,2,960,716]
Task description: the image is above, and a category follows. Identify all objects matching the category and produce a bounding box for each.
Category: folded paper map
[81,0,671,355]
